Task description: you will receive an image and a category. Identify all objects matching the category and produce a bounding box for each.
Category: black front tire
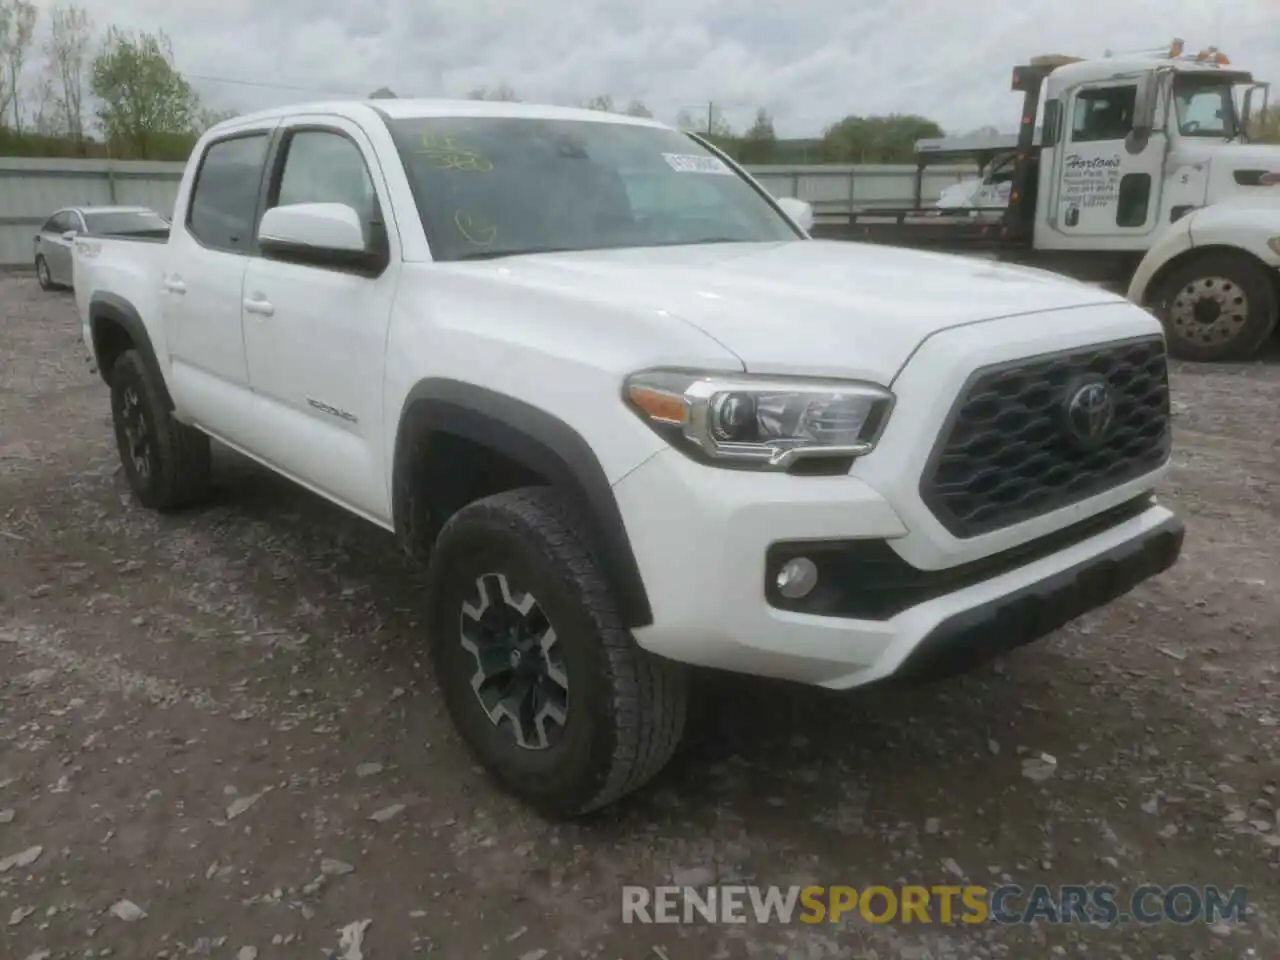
[1153,252,1279,362]
[35,255,53,291]
[109,349,212,511]
[424,486,688,818]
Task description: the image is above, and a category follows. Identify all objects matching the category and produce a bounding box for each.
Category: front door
[239,117,400,523]
[40,211,80,284]
[1053,79,1166,244]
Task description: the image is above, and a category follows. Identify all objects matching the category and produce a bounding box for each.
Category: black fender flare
[88,292,174,410]
[392,378,653,628]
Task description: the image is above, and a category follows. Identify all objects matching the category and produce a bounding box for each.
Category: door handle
[243,296,274,317]
[162,277,186,294]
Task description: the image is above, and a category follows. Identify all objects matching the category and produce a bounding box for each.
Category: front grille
[921,336,1171,538]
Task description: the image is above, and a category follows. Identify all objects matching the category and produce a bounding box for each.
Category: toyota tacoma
[74,99,1184,817]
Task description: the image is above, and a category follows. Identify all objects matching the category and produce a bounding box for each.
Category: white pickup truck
[75,99,1184,817]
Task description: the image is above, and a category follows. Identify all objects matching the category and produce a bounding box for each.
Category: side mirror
[61,229,77,242]
[776,196,814,233]
[257,202,383,273]
[1126,71,1161,154]
[1131,74,1156,135]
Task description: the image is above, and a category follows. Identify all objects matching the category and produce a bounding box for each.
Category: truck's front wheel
[424,486,688,818]
[1154,251,1278,362]
[109,349,212,511]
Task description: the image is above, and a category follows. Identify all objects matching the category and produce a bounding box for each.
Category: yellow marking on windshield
[418,133,493,172]
[455,211,497,245]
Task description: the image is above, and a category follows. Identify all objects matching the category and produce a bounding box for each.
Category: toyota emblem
[1064,379,1114,447]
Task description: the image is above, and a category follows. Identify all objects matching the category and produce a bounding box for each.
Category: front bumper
[891,509,1183,683]
[615,448,1182,689]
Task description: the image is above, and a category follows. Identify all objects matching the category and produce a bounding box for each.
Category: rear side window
[187,133,270,252]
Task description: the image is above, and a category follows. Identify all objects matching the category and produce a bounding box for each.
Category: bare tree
[27,72,57,134]
[622,99,652,118]
[583,94,614,112]
[43,3,93,146]
[0,0,38,132]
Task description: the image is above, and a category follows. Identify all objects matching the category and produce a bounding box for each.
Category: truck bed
[72,233,169,348]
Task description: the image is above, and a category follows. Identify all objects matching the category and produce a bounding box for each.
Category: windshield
[83,210,170,236]
[1173,76,1239,139]
[385,116,799,261]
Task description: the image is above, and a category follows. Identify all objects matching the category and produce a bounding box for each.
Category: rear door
[163,127,275,436]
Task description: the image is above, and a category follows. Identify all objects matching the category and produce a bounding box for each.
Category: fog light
[776,557,818,599]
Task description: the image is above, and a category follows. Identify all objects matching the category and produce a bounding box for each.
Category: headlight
[623,369,893,471]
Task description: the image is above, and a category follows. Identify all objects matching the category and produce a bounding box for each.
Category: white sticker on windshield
[662,153,732,175]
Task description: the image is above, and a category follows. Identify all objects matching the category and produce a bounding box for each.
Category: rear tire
[109,349,212,511]
[1152,251,1278,362]
[35,255,53,291]
[424,486,687,818]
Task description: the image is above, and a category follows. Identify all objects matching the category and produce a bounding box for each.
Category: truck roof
[214,98,670,132]
[1046,56,1253,89]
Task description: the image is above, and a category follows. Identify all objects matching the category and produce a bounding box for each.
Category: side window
[1042,99,1062,148]
[272,129,378,241]
[42,212,67,233]
[1071,86,1138,143]
[1116,173,1151,227]
[187,133,270,253]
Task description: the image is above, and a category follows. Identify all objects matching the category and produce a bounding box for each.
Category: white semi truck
[818,41,1280,362]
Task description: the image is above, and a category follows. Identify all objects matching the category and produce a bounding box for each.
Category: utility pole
[706,101,714,135]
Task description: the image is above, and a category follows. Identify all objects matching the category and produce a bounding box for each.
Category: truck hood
[483,240,1125,382]
[1215,142,1280,171]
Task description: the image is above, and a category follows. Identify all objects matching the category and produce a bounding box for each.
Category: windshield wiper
[648,237,754,248]
[454,245,581,261]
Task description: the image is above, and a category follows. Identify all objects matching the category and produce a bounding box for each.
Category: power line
[184,72,368,98]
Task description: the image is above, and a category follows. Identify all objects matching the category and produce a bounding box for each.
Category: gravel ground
[1,275,1278,960]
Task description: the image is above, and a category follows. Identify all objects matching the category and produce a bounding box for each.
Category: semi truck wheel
[423,486,688,818]
[1153,252,1278,362]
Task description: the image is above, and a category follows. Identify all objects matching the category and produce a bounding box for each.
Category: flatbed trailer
[810,61,1060,257]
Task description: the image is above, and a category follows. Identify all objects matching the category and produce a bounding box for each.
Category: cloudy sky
[30,0,1280,137]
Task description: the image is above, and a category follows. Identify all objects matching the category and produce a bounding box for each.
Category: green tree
[1253,104,1280,143]
[198,106,237,130]
[820,113,945,163]
[91,26,201,159]
[622,99,652,118]
[737,107,778,164]
[369,86,396,99]
[467,81,519,101]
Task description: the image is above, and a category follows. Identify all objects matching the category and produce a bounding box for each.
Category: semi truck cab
[1024,44,1276,252]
